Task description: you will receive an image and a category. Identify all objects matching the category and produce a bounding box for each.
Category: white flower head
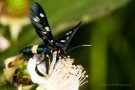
[0,1,30,41]
[27,51,88,90]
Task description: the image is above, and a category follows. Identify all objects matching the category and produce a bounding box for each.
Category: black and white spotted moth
[21,2,82,58]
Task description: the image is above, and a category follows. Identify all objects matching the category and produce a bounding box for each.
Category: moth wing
[57,21,82,50]
[30,2,54,46]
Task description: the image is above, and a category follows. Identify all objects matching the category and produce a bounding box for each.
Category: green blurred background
[0,0,135,90]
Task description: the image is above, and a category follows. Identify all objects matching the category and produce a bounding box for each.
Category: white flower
[0,1,30,41]
[0,15,30,41]
[0,36,10,52]
[27,51,88,90]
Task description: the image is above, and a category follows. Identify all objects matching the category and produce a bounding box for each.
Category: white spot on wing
[42,31,47,34]
[69,31,72,33]
[66,37,69,40]
[33,17,40,22]
[40,13,45,17]
[66,33,69,35]
[51,40,54,43]
[43,37,45,39]
[66,31,72,35]
[61,40,66,42]
[45,27,50,32]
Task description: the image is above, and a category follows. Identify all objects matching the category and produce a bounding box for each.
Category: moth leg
[37,57,48,65]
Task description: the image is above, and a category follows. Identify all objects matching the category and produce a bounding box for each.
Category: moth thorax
[55,43,64,49]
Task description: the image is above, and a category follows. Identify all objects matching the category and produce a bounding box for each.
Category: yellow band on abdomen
[32,45,38,54]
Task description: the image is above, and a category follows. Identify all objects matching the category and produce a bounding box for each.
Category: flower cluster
[3,55,33,87]
[27,51,88,90]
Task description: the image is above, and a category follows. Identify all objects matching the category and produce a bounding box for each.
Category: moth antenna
[67,44,92,52]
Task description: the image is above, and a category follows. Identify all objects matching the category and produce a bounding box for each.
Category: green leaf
[37,0,130,33]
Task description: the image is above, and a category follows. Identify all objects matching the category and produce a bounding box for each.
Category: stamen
[48,51,57,76]
[27,51,88,90]
[79,81,88,86]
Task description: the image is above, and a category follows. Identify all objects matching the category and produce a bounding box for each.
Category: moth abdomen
[21,45,51,55]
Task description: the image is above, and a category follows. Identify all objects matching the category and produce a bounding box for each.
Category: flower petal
[0,36,10,52]
[37,62,47,76]
[36,84,47,90]
[27,57,47,84]
[33,54,47,76]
